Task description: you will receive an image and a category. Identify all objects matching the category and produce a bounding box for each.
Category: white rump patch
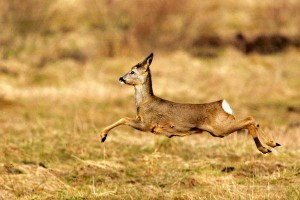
[222,100,233,114]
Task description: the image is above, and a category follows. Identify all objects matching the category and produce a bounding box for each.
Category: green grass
[0,49,300,199]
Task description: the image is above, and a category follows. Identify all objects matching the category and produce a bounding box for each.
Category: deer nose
[119,77,126,84]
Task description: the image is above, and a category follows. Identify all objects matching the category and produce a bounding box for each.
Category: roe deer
[100,53,280,154]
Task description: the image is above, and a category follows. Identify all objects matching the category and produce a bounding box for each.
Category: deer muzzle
[119,77,126,84]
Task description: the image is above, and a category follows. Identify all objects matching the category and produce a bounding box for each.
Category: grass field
[1,0,300,199]
[0,48,299,199]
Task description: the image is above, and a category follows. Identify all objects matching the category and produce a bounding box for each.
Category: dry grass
[0,48,300,199]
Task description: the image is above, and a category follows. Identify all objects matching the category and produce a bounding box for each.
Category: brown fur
[101,53,280,154]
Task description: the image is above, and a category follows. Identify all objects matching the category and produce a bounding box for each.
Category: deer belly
[151,124,194,138]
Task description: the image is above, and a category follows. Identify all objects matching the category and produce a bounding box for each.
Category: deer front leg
[100,117,147,142]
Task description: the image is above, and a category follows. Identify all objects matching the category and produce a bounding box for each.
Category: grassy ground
[0,48,299,199]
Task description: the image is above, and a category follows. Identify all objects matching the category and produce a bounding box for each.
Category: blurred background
[0,0,300,199]
[1,0,300,60]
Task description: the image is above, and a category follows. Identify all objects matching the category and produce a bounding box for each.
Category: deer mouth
[119,77,126,84]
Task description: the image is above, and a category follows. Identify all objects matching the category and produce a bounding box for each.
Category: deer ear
[146,53,153,65]
[141,53,153,69]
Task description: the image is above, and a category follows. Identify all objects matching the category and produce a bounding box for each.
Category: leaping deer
[100,53,280,154]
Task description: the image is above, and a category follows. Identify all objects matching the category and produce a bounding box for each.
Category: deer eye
[130,71,135,74]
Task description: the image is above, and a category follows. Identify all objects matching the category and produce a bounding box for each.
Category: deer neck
[134,71,154,109]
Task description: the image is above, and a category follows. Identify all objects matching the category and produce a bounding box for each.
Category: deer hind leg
[247,124,272,154]
[218,116,272,154]
[257,127,281,148]
[237,120,281,149]
[100,117,147,142]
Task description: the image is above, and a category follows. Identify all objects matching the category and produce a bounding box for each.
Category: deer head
[119,53,153,86]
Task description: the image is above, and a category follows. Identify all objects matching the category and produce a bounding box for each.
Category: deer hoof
[101,134,107,143]
[266,141,281,148]
[275,143,281,147]
[259,147,272,154]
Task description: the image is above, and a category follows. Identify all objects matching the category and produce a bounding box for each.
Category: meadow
[0,0,300,199]
[0,49,299,199]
